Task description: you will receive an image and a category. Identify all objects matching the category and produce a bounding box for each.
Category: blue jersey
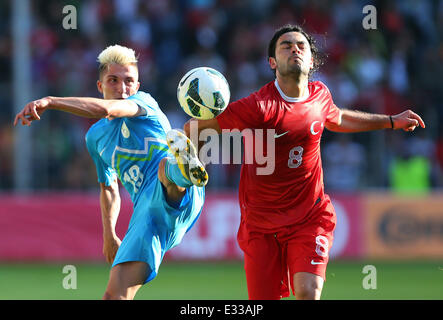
[85,91,205,283]
[85,91,171,207]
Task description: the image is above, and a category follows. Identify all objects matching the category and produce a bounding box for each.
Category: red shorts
[237,197,336,300]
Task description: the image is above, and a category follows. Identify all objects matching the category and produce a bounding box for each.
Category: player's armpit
[324,121,341,132]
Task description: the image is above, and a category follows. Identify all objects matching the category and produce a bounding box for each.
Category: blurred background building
[1,0,442,193]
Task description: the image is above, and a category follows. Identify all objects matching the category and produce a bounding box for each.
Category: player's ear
[97,80,103,94]
[269,57,277,71]
[136,81,140,91]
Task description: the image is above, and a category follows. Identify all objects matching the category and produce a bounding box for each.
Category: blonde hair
[97,45,138,78]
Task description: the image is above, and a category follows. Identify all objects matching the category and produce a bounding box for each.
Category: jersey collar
[274,79,310,103]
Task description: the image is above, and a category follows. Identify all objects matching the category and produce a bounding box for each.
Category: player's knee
[102,290,131,300]
[102,291,119,300]
[293,272,324,300]
[294,286,322,300]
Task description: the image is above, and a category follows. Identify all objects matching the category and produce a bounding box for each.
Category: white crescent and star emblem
[310,121,323,135]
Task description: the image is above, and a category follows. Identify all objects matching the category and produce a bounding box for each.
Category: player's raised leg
[158,158,187,204]
[166,129,208,187]
[157,129,208,205]
[162,129,208,188]
[103,261,150,300]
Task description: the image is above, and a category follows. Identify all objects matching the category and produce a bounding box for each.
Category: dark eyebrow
[106,74,136,80]
[279,40,293,46]
[279,40,308,46]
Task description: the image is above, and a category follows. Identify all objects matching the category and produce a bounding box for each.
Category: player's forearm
[47,96,113,118]
[328,109,392,133]
[100,184,121,239]
[47,96,142,120]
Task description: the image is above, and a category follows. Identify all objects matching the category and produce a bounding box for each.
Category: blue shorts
[112,178,205,284]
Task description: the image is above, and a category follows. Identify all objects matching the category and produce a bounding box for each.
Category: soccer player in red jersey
[184,24,425,300]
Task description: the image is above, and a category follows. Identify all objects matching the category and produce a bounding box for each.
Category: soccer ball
[177,67,230,120]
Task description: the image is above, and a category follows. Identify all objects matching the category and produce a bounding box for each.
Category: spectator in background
[388,130,436,194]
[389,147,431,195]
[2,0,442,191]
[436,128,443,186]
[323,134,366,192]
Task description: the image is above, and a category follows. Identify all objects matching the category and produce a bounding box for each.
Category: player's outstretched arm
[100,179,122,264]
[325,109,426,133]
[13,96,144,126]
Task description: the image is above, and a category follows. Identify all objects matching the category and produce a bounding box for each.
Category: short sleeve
[216,93,264,131]
[85,131,117,186]
[323,85,341,125]
[127,91,159,119]
[326,102,341,125]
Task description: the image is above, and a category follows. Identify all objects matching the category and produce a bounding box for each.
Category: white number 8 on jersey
[315,235,329,257]
[288,146,304,168]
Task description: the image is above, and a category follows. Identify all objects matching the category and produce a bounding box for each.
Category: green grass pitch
[0,260,442,300]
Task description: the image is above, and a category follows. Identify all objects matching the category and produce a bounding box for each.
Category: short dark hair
[268,24,324,78]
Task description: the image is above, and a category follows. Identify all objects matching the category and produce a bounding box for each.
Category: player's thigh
[238,226,282,299]
[105,261,150,300]
[286,230,332,280]
[286,235,330,299]
[286,205,335,298]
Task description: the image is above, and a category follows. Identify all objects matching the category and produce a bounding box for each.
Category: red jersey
[216,80,341,230]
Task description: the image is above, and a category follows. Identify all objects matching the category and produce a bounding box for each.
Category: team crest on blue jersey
[121,121,130,138]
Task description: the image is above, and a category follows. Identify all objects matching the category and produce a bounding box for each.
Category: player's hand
[13,97,51,127]
[103,235,122,264]
[391,110,426,132]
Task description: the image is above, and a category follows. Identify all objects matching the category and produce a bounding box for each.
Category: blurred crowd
[0,0,442,193]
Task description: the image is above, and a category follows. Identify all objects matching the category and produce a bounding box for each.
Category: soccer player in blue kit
[14,45,208,300]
